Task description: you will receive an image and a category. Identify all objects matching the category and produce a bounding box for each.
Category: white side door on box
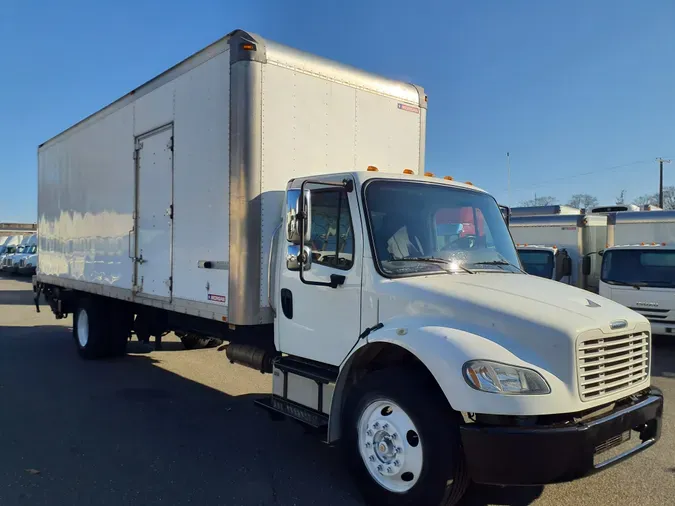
[134,124,174,299]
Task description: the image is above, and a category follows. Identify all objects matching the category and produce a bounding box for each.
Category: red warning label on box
[397,103,420,114]
[208,294,226,303]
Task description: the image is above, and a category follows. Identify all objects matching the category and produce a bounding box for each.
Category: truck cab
[516,244,572,282]
[599,243,675,335]
[264,170,662,504]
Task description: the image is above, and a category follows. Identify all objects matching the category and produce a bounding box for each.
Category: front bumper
[17,266,36,276]
[460,387,663,485]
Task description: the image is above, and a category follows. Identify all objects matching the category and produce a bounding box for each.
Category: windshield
[27,245,37,254]
[601,249,675,288]
[364,180,521,277]
[16,245,25,254]
[518,249,554,279]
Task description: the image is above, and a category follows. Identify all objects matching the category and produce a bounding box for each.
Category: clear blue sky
[2,0,675,221]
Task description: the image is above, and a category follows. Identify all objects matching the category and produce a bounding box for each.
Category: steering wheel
[443,234,477,250]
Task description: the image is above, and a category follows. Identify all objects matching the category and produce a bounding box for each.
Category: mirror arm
[297,178,352,289]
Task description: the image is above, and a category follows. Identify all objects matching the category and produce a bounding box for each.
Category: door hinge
[165,277,173,291]
[168,136,174,152]
[133,140,143,160]
[165,204,174,220]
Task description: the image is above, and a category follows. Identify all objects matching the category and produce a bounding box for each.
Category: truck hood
[377,273,648,385]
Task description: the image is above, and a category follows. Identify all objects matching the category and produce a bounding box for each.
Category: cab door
[276,179,363,366]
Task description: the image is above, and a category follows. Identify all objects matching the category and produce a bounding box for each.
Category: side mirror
[582,255,591,276]
[499,205,510,226]
[286,244,312,271]
[285,189,312,244]
[562,256,572,277]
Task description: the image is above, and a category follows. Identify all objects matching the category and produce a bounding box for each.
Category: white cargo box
[37,29,428,326]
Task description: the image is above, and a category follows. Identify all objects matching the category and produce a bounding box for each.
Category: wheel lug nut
[365,442,371,448]
[369,455,375,462]
[383,423,389,430]
[396,447,403,453]
[373,422,380,429]
[377,465,383,472]
[387,467,392,473]
[392,433,398,440]
[366,430,373,436]
[394,460,400,467]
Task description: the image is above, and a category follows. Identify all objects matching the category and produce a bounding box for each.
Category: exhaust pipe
[226,343,278,373]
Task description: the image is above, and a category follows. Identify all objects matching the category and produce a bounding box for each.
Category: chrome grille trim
[577,331,650,401]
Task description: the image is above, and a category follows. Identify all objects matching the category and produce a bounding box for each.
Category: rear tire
[343,368,469,506]
[73,297,131,359]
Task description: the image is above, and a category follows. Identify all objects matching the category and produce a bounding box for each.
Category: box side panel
[171,50,230,308]
[38,106,135,288]
[353,90,421,174]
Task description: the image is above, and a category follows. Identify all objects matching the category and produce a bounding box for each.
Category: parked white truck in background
[597,211,675,336]
[34,29,662,506]
[5,234,37,273]
[0,235,24,271]
[509,213,607,292]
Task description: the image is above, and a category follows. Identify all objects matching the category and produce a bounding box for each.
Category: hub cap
[357,399,423,493]
[77,308,89,348]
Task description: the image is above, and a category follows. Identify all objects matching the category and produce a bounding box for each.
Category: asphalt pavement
[1,275,674,506]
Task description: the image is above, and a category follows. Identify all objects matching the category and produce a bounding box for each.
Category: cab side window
[309,190,354,270]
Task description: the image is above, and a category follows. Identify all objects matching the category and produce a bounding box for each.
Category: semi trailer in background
[33,29,662,506]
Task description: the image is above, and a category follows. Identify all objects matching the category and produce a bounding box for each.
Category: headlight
[463,360,550,395]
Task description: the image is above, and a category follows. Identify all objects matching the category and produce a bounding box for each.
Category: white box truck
[596,211,675,336]
[34,30,662,506]
[509,214,607,292]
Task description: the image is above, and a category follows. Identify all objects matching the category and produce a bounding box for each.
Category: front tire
[343,368,469,506]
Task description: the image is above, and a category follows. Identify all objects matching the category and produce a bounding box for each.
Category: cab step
[255,395,328,429]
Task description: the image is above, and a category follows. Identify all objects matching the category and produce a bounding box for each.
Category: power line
[504,159,654,192]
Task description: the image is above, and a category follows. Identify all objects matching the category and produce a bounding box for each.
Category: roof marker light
[444,175,453,180]
[424,172,435,177]
[403,169,414,174]
[367,166,379,172]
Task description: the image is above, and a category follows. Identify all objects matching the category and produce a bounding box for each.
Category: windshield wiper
[605,280,646,289]
[471,259,524,273]
[391,257,475,274]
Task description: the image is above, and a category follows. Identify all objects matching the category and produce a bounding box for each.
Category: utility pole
[506,152,511,205]
[657,158,671,208]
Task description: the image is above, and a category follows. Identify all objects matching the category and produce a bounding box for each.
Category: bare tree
[633,192,658,207]
[568,193,599,209]
[615,190,626,205]
[520,195,557,207]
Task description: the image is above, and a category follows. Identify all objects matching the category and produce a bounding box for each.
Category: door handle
[280,289,293,319]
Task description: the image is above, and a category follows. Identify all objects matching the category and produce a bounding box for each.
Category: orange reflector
[465,181,473,185]
[641,242,645,246]
[444,175,454,180]
[424,172,435,177]
[403,168,414,174]
[222,316,227,322]
[367,165,379,172]
[663,242,667,246]
[241,43,255,50]
[524,243,528,246]
[652,242,657,246]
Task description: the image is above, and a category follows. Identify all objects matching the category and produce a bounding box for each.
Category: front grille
[578,331,650,401]
[19,259,25,268]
